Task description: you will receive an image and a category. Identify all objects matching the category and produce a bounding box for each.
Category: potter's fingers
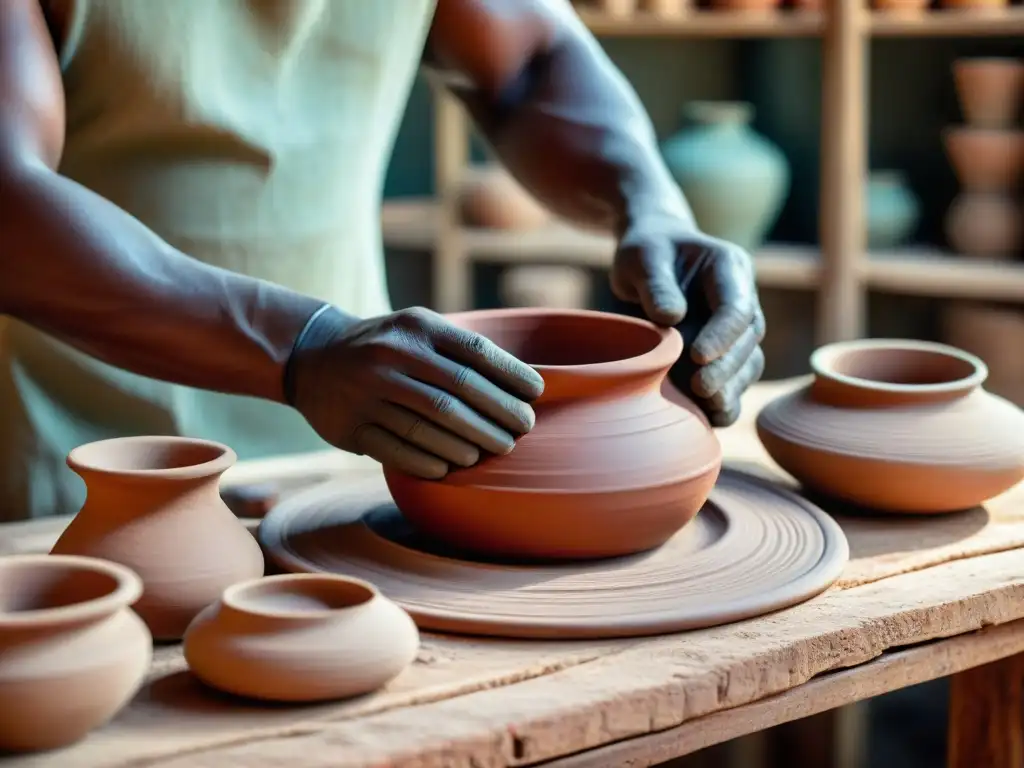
[429,321,545,401]
[690,323,760,399]
[708,406,741,429]
[691,248,757,364]
[404,351,535,436]
[708,345,765,414]
[386,374,516,456]
[614,238,688,326]
[352,423,449,479]
[753,304,767,343]
[373,403,480,468]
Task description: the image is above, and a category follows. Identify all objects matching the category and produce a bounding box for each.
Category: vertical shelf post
[818,0,868,343]
[432,86,471,312]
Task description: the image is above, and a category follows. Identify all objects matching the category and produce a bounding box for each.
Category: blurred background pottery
[944,193,1023,259]
[0,554,151,752]
[384,309,722,560]
[756,339,1024,513]
[184,574,419,702]
[865,170,921,249]
[952,57,1024,129]
[942,127,1024,192]
[50,437,265,641]
[873,0,932,11]
[660,100,790,251]
[458,164,550,230]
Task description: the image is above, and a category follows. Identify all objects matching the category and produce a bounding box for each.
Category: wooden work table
[2,379,1023,768]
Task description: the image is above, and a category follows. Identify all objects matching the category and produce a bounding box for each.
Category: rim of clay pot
[220,573,379,620]
[0,554,143,628]
[682,100,754,127]
[67,436,237,480]
[443,307,682,375]
[811,339,988,399]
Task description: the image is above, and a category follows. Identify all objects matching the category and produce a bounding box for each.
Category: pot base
[258,468,848,640]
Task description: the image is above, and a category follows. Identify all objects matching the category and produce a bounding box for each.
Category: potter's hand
[285,306,544,479]
[610,214,766,428]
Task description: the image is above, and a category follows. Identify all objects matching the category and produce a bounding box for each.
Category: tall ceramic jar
[660,101,791,252]
[865,170,921,250]
[51,436,265,641]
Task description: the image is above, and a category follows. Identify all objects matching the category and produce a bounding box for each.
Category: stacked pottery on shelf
[943,57,1024,261]
[0,436,420,753]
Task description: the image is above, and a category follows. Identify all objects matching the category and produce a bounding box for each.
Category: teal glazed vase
[865,170,921,251]
[660,101,791,252]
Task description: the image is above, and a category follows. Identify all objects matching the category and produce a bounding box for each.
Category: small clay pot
[944,192,1023,259]
[0,554,151,752]
[384,309,723,560]
[458,165,550,230]
[711,0,782,10]
[757,339,1024,513]
[942,127,1024,193]
[183,574,419,702]
[872,0,931,12]
[953,58,1024,129]
[499,265,592,309]
[51,436,265,641]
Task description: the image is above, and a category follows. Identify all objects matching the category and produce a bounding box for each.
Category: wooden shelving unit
[381,0,1024,344]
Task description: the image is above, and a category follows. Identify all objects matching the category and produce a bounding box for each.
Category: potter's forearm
[453,9,696,236]
[0,162,324,403]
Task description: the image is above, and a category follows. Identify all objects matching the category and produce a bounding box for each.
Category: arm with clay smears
[0,0,325,403]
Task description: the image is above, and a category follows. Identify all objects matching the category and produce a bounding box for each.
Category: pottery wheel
[259,468,849,639]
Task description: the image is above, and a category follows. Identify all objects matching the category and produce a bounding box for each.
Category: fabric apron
[0,0,436,520]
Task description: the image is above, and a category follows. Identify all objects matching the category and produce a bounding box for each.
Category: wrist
[281,304,362,407]
[620,169,699,237]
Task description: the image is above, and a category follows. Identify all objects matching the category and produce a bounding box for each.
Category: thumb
[626,239,687,327]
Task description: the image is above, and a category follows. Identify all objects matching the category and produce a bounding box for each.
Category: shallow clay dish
[384,308,722,561]
[51,436,265,641]
[259,468,848,639]
[0,554,151,752]
[183,573,418,702]
[757,339,1024,513]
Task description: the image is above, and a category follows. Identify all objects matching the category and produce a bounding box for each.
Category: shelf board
[382,199,817,288]
[868,6,1024,36]
[575,9,824,37]
[865,249,1024,301]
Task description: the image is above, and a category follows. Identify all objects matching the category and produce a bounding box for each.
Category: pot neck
[533,364,670,407]
[215,596,373,632]
[809,374,979,408]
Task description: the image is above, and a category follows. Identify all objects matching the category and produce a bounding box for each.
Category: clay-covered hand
[610,212,766,428]
[285,306,545,479]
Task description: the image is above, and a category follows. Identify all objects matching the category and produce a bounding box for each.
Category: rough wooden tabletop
[3,378,1024,768]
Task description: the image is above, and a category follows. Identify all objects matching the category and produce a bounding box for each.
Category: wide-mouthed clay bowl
[0,554,152,752]
[384,308,723,560]
[757,339,1024,513]
[183,574,419,702]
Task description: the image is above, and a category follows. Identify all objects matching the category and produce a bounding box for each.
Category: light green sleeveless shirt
[0,0,436,520]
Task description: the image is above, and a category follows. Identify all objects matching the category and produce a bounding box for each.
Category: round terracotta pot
[944,192,1023,259]
[184,574,419,702]
[711,0,782,11]
[953,57,1024,129]
[942,127,1024,193]
[458,165,550,231]
[757,339,1024,513]
[384,309,723,560]
[873,0,932,12]
[51,436,265,641]
[0,554,151,752]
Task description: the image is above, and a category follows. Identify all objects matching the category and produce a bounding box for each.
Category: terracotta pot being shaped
[384,309,723,560]
[51,437,265,641]
[756,339,1024,513]
[944,192,1023,259]
[183,574,419,702]
[942,127,1024,193]
[953,57,1024,129]
[0,554,151,752]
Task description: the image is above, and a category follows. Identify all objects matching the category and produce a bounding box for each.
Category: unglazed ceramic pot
[384,308,723,560]
[953,58,1024,129]
[0,554,151,752]
[944,193,1023,259]
[865,170,920,249]
[183,574,419,702]
[51,437,265,641]
[942,127,1024,192]
[757,339,1024,513]
[458,164,550,230]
